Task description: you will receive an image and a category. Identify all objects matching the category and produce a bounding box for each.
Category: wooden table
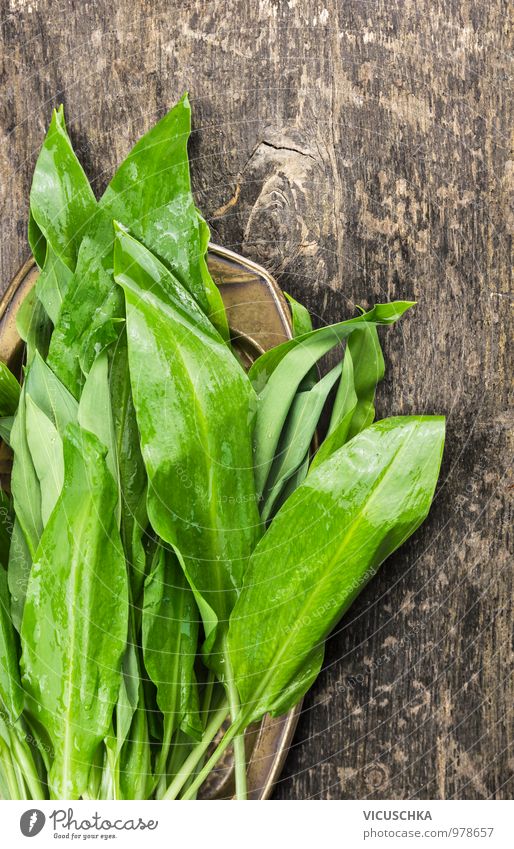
[1,0,511,800]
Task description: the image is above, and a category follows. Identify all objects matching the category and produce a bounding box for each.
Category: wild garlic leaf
[21,352,79,527]
[310,323,384,471]
[20,424,128,799]
[118,689,152,801]
[9,385,43,558]
[284,292,317,391]
[15,288,52,367]
[109,332,148,599]
[250,301,415,498]
[0,490,12,566]
[263,643,325,719]
[78,350,118,485]
[325,339,357,437]
[340,323,384,439]
[284,292,313,338]
[0,416,14,445]
[311,325,385,471]
[196,209,230,342]
[28,107,97,325]
[143,545,200,779]
[99,642,145,801]
[106,614,142,797]
[103,96,219,318]
[261,363,341,522]
[0,362,20,417]
[47,210,121,395]
[228,416,445,725]
[268,453,310,518]
[0,568,24,724]
[7,519,32,633]
[29,105,97,272]
[28,210,46,269]
[35,247,73,325]
[25,396,64,527]
[12,353,78,542]
[115,631,140,760]
[113,227,260,667]
[249,301,413,393]
[48,95,227,394]
[24,351,78,432]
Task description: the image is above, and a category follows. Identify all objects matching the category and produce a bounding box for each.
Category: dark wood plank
[0,0,511,800]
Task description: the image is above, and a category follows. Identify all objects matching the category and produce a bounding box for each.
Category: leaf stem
[223,644,247,800]
[154,687,178,797]
[12,757,27,799]
[161,701,229,800]
[8,724,45,800]
[180,717,245,801]
[99,743,116,800]
[0,744,22,799]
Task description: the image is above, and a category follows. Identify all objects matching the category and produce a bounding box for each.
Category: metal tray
[0,244,301,800]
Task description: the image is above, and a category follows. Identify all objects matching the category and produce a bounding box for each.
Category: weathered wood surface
[0,0,512,800]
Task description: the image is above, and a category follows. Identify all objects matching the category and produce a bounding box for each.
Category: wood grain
[0,0,512,800]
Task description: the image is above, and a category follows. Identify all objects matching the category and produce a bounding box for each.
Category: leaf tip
[391,300,417,319]
[52,104,66,129]
[112,220,129,237]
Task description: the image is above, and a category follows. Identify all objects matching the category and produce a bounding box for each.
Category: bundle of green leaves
[0,96,445,801]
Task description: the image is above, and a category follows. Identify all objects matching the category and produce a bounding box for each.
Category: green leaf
[0,362,20,417]
[228,416,445,725]
[35,247,73,325]
[325,340,357,436]
[24,351,78,433]
[15,288,52,367]
[104,96,215,313]
[311,325,385,472]
[20,424,128,799]
[113,227,260,665]
[250,301,412,392]
[343,324,384,438]
[28,106,96,326]
[22,353,78,528]
[250,301,414,498]
[142,545,200,779]
[100,613,143,800]
[268,453,310,518]
[9,386,43,558]
[264,643,325,719]
[25,396,64,527]
[78,350,117,485]
[283,293,317,391]
[180,672,203,741]
[0,490,12,566]
[261,364,340,522]
[28,210,46,269]
[0,416,14,445]
[115,632,140,760]
[196,209,230,342]
[0,568,24,724]
[29,105,97,271]
[118,686,152,801]
[284,292,313,338]
[109,332,148,599]
[48,94,227,395]
[46,211,120,395]
[7,519,31,633]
